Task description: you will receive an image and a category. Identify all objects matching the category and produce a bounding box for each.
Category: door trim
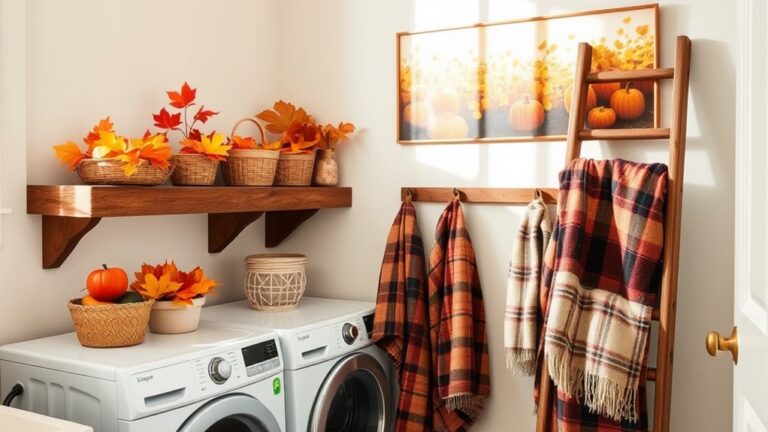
[177,393,281,432]
[309,352,392,432]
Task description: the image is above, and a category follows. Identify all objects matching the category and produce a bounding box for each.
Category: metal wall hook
[404,188,414,203]
[452,188,462,201]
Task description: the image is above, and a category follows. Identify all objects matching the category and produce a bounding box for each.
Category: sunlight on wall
[486,0,537,21]
[413,145,480,180]
[412,0,480,30]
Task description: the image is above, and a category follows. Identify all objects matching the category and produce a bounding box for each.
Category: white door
[730,1,768,430]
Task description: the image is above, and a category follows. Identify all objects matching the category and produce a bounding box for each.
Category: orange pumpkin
[427,112,469,139]
[404,102,429,128]
[429,87,461,114]
[587,106,617,129]
[508,95,545,132]
[632,79,655,95]
[610,83,646,120]
[591,69,622,102]
[81,295,111,306]
[86,264,128,302]
[563,85,597,114]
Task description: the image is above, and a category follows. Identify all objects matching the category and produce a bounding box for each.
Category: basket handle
[230,117,270,148]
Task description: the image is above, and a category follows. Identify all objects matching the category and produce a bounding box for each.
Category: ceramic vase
[313,149,338,186]
[148,297,206,334]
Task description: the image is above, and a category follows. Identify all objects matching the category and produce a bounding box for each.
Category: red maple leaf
[167,82,196,109]
[193,105,218,123]
[153,108,181,130]
[188,128,202,141]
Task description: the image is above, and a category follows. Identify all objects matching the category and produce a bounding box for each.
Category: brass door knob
[705,326,738,364]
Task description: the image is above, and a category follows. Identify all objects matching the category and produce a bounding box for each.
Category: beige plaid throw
[504,197,551,376]
[542,159,667,424]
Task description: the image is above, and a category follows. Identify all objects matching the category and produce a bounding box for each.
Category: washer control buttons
[342,323,359,345]
[208,357,232,384]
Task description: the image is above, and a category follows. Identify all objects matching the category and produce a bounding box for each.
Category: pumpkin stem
[102,264,108,270]
[624,82,633,92]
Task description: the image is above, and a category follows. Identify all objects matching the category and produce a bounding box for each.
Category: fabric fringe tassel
[444,393,485,416]
[505,348,537,376]
[546,352,640,423]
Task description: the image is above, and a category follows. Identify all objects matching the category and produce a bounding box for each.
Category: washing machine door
[309,352,392,432]
[178,393,281,432]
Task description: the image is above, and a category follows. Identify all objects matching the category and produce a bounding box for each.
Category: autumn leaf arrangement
[53,117,173,182]
[132,261,218,306]
[151,83,231,186]
[256,100,356,154]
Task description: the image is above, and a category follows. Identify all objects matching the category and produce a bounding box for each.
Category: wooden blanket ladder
[536,35,692,432]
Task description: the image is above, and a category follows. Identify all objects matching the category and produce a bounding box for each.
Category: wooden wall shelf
[27,185,352,268]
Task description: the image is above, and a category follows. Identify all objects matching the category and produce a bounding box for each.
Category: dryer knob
[208,357,232,384]
[342,323,359,345]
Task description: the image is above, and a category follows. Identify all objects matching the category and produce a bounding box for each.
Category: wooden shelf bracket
[208,212,264,253]
[42,215,101,269]
[265,209,319,247]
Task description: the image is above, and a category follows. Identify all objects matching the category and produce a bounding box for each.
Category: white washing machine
[0,321,286,432]
[202,297,394,432]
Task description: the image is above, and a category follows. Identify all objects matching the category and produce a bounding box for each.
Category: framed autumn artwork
[397,4,659,144]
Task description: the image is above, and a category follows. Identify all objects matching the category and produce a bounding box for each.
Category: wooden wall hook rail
[401,187,558,204]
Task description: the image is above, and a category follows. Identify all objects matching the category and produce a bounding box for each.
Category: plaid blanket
[505,196,552,376]
[541,158,667,429]
[373,200,433,431]
[428,198,491,432]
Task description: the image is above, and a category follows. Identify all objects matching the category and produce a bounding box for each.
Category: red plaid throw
[428,198,491,432]
[373,200,433,431]
[540,158,667,430]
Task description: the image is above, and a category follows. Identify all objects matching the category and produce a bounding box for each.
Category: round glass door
[178,393,281,432]
[310,352,392,432]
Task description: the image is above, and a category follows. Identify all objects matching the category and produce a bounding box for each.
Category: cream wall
[275,0,735,431]
[0,0,735,430]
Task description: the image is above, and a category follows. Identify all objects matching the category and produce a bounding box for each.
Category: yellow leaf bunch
[131,261,219,306]
[180,132,232,161]
[53,117,172,176]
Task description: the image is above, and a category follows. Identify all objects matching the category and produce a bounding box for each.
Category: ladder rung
[580,128,671,141]
[647,367,657,381]
[586,68,675,83]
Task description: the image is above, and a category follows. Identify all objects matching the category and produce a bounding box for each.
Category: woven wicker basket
[244,254,307,311]
[171,154,219,186]
[224,117,279,186]
[77,159,175,186]
[222,149,279,186]
[275,152,316,186]
[68,299,154,348]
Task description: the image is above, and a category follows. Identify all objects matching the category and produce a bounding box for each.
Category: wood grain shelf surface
[27,185,352,268]
[27,185,352,217]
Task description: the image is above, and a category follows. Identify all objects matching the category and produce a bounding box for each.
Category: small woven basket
[275,152,316,186]
[244,254,307,311]
[68,299,154,348]
[171,154,219,186]
[224,117,279,186]
[77,159,175,186]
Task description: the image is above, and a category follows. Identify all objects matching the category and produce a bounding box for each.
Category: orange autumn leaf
[167,82,197,109]
[139,143,172,169]
[230,135,257,150]
[53,142,87,170]
[256,100,310,134]
[116,148,141,176]
[84,117,114,148]
[137,273,182,300]
[320,122,356,148]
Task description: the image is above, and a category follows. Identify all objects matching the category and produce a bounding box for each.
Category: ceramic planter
[148,297,206,334]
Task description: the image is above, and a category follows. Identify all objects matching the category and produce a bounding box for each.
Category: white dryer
[0,321,286,432]
[202,297,394,432]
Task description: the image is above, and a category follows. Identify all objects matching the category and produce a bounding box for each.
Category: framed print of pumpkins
[397,4,659,144]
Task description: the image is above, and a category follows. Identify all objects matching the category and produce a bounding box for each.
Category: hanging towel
[428,198,491,432]
[373,199,434,432]
[540,158,667,428]
[504,196,552,376]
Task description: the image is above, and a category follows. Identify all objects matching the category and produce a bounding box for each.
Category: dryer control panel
[283,315,372,370]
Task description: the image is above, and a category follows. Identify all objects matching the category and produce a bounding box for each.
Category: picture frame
[397,4,660,144]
